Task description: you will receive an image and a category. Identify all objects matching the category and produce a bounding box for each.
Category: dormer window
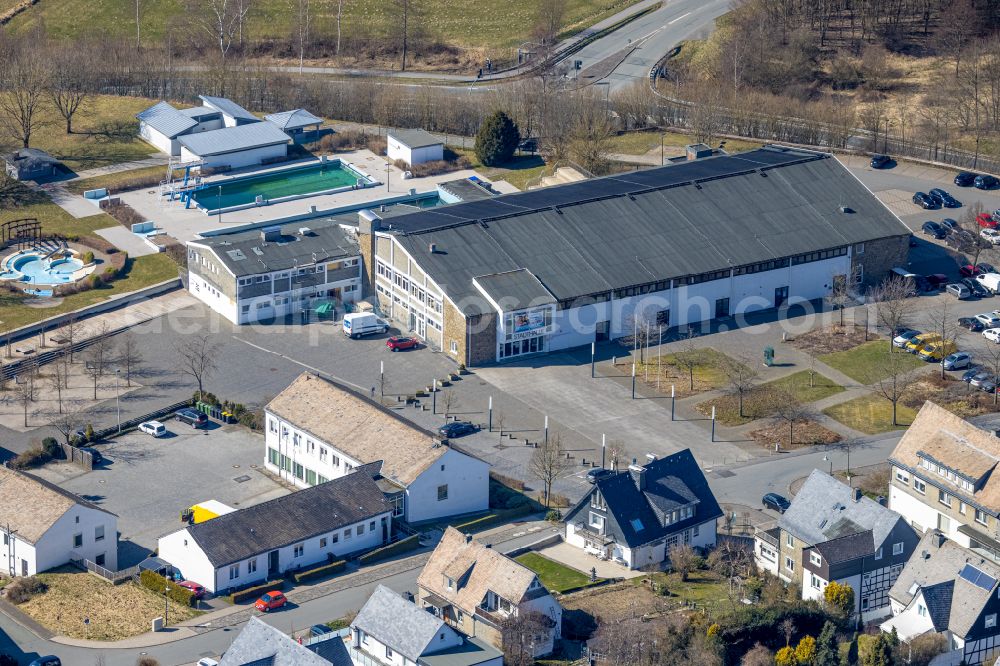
[590,492,606,510]
[445,576,453,590]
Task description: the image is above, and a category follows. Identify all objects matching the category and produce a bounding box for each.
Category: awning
[315,302,333,315]
[880,611,932,642]
[421,593,452,610]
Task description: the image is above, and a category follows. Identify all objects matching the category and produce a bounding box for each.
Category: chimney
[465,533,473,544]
[629,460,646,490]
[429,243,437,253]
[359,209,382,234]
[853,488,862,503]
[934,532,946,548]
[645,453,657,463]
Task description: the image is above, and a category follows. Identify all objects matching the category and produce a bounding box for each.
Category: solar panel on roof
[959,563,997,590]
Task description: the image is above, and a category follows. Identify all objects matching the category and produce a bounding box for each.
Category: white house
[563,450,722,570]
[0,466,118,576]
[351,584,503,666]
[265,109,323,142]
[417,528,562,658]
[158,470,392,594]
[387,129,444,167]
[199,95,260,127]
[136,101,225,156]
[264,372,490,524]
[178,122,291,170]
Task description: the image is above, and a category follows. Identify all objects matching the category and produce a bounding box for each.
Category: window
[332,532,339,544]
[961,502,967,515]
[811,573,822,590]
[785,556,795,572]
[95,553,105,566]
[976,509,989,526]
[918,604,927,617]
[369,521,376,531]
[269,418,278,433]
[446,576,454,590]
[895,468,910,484]
[344,529,352,540]
[319,447,328,463]
[293,462,304,480]
[875,547,883,560]
[893,542,904,556]
[810,552,822,566]
[75,516,80,524]
[294,544,304,557]
[589,512,605,530]
[450,340,458,354]
[437,485,449,501]
[248,560,257,573]
[939,489,952,507]
[914,479,926,494]
[357,524,364,536]
[305,469,317,486]
[692,524,699,537]
[386,647,394,659]
[361,630,369,645]
[320,538,327,548]
[73,534,83,548]
[786,534,794,548]
[988,614,997,629]
[95,526,104,542]
[229,564,239,580]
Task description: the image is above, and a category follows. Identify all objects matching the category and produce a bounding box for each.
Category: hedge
[453,504,535,533]
[226,579,285,604]
[139,570,197,607]
[292,560,346,584]
[358,535,420,565]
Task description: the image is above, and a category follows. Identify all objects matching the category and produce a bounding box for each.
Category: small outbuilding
[265,109,323,142]
[387,128,443,166]
[177,122,291,170]
[3,148,62,182]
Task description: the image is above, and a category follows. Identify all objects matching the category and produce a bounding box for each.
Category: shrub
[11,446,52,470]
[292,560,347,583]
[823,580,854,617]
[81,251,95,265]
[475,111,519,166]
[453,505,534,533]
[139,570,196,607]
[136,658,160,666]
[545,509,562,521]
[41,438,61,459]
[775,646,797,666]
[226,579,285,604]
[103,201,145,229]
[6,576,47,604]
[358,535,420,565]
[407,155,473,178]
[88,274,102,288]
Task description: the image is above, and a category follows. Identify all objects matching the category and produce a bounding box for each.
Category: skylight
[631,518,644,531]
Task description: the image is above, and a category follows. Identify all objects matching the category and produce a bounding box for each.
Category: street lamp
[823,454,832,475]
[115,369,121,434]
[217,186,223,225]
[164,583,170,627]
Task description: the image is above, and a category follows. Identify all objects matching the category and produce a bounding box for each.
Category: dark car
[80,447,103,465]
[963,278,990,298]
[921,221,946,238]
[386,336,419,352]
[929,188,961,208]
[925,273,949,287]
[914,275,934,293]
[870,154,891,169]
[976,175,999,190]
[586,468,614,484]
[963,366,982,382]
[979,263,998,275]
[955,171,978,187]
[960,317,986,331]
[940,218,959,232]
[438,421,477,439]
[175,407,208,428]
[913,192,936,209]
[28,658,61,666]
[310,624,334,638]
[762,493,791,514]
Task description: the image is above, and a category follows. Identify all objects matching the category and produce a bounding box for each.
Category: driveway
[31,424,288,567]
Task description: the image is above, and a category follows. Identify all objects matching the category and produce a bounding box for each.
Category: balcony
[573,521,613,545]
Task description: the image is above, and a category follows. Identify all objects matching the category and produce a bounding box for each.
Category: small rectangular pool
[191,160,374,211]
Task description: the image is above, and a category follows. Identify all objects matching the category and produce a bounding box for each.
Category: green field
[822,394,917,434]
[514,553,603,594]
[8,0,643,52]
[819,341,925,384]
[762,370,845,404]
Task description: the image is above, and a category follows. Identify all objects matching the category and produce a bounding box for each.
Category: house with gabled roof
[563,450,722,570]
[757,469,918,620]
[887,401,1000,563]
[350,584,503,666]
[157,469,392,594]
[265,109,323,142]
[0,466,118,577]
[881,531,1000,665]
[417,528,562,658]
[220,616,352,666]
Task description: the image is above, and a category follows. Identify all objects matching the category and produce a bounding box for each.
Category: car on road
[975,174,999,190]
[981,377,999,393]
[906,333,940,353]
[982,228,1000,244]
[343,312,389,339]
[254,591,287,612]
[919,341,957,362]
[929,188,960,207]
[926,273,949,287]
[978,213,998,228]
[976,313,1000,328]
[980,263,999,275]
[892,329,921,348]
[913,192,936,209]
[940,218,959,232]
[870,154,891,169]
[963,278,990,298]
[943,352,973,371]
[962,367,982,382]
[922,221,946,238]
[310,624,334,638]
[959,317,986,331]
[956,171,978,187]
[80,447,103,465]
[946,283,971,299]
[385,336,419,352]
[970,371,994,388]
[762,493,791,514]
[138,421,166,437]
[178,580,206,599]
[176,408,208,429]
[586,468,614,484]
[438,421,477,439]
[984,328,1000,344]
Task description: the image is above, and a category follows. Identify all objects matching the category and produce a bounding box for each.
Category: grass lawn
[762,370,845,404]
[514,553,603,594]
[632,569,731,609]
[66,164,167,196]
[608,131,762,156]
[453,149,551,191]
[819,341,925,384]
[0,183,118,238]
[9,0,642,52]
[19,568,202,640]
[822,394,918,434]
[639,347,738,398]
[0,96,156,172]
[0,254,180,334]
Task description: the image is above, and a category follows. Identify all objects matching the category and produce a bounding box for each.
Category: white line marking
[231,336,370,394]
[668,11,692,24]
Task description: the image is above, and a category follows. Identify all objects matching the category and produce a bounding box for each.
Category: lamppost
[115,369,121,434]
[217,186,223,225]
[164,583,170,627]
[823,454,832,475]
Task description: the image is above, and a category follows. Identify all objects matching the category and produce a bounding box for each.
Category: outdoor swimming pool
[191,160,374,211]
[0,250,87,291]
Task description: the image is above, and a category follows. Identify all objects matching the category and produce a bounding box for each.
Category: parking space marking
[874,188,923,217]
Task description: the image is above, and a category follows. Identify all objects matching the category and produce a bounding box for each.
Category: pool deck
[118,149,515,242]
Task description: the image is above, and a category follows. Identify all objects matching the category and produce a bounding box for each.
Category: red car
[977,212,997,228]
[254,591,286,612]
[386,336,419,352]
[960,264,979,278]
[177,581,205,599]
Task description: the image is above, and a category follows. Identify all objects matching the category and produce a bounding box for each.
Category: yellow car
[918,341,957,362]
[906,333,941,354]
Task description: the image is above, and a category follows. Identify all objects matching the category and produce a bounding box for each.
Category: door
[268,549,279,576]
[20,559,27,576]
[715,298,730,319]
[774,286,789,308]
[381,517,389,544]
[409,312,417,332]
[937,513,951,533]
[595,320,610,341]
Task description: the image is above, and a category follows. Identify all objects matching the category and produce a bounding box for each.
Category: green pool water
[193,162,368,210]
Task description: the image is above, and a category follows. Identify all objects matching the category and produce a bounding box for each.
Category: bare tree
[606,439,625,471]
[291,0,312,74]
[720,354,759,418]
[189,0,251,64]
[62,315,84,363]
[493,410,506,440]
[869,350,920,427]
[440,389,459,419]
[335,0,346,55]
[84,348,103,400]
[673,330,705,391]
[50,401,87,446]
[175,333,221,398]
[534,0,566,44]
[826,274,852,327]
[14,376,35,428]
[768,390,815,448]
[925,299,960,379]
[978,340,1000,408]
[87,322,113,377]
[394,0,412,72]
[48,355,71,414]
[135,0,144,49]
[528,433,571,507]
[49,44,91,134]
[867,277,915,351]
[117,332,142,387]
[668,543,699,581]
[0,39,49,149]
[499,610,551,666]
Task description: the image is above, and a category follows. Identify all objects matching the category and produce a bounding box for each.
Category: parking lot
[32,422,288,567]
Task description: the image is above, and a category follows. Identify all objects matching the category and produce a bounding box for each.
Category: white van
[343,312,389,339]
[977,272,1000,294]
[138,421,166,437]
